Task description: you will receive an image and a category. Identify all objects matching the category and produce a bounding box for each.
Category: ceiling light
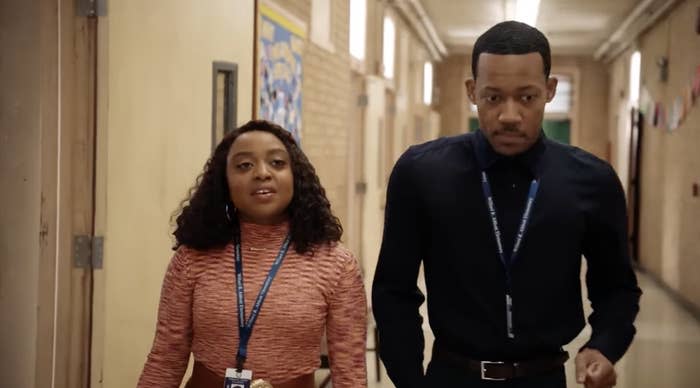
[510,0,540,27]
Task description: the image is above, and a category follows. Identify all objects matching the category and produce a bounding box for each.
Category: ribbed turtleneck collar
[238,221,290,248]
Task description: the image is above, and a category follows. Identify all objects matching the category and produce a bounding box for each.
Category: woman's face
[226,130,294,225]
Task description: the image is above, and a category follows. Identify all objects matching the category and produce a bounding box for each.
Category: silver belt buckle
[480,360,507,381]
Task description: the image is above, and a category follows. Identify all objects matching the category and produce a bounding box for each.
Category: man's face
[466,53,557,156]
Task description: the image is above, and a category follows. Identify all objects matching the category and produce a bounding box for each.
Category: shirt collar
[473,129,547,176]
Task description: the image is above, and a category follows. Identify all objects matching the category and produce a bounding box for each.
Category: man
[372,21,641,388]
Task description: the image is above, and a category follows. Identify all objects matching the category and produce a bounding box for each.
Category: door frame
[627,108,643,263]
[347,72,367,271]
[36,0,98,386]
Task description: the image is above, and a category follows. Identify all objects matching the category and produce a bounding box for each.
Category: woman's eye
[236,162,253,170]
[271,159,287,168]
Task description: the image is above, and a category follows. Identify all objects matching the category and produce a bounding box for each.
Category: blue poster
[259,5,304,142]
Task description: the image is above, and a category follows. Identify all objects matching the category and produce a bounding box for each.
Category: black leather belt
[433,346,569,381]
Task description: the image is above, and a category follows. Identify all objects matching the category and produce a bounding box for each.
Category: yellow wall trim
[260,2,307,38]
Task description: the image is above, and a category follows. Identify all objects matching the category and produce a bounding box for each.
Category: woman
[138,120,367,388]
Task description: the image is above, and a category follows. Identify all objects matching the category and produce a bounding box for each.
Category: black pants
[425,360,567,388]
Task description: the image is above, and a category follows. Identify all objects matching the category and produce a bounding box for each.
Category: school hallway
[3,0,700,387]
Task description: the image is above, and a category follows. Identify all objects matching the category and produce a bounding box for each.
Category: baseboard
[636,265,700,323]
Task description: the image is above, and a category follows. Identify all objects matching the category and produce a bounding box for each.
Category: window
[544,73,573,144]
[349,0,366,61]
[311,0,333,51]
[545,74,572,114]
[423,62,433,105]
[629,51,641,108]
[212,62,237,150]
[382,16,395,79]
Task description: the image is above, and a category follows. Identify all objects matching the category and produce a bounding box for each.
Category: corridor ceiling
[420,0,644,56]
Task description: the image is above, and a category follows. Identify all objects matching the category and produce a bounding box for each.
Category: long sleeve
[372,151,427,388]
[138,248,194,387]
[326,250,368,388]
[581,164,642,363]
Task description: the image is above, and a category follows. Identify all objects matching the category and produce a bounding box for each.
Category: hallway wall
[607,50,632,193]
[95,1,255,386]
[0,1,41,386]
[609,0,700,310]
[435,54,471,137]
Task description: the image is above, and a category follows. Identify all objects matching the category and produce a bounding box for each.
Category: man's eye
[521,95,534,102]
[485,95,500,103]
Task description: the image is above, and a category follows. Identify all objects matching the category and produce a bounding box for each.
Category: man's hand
[575,348,616,387]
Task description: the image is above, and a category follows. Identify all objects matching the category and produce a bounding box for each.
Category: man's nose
[498,99,522,125]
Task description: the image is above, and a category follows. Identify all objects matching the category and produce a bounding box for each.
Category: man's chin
[492,141,528,156]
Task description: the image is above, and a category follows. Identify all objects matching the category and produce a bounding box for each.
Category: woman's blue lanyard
[234,234,291,370]
[480,171,539,338]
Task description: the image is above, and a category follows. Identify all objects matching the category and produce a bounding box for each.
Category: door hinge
[73,235,104,269]
[77,0,107,17]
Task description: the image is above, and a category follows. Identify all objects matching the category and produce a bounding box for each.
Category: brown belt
[433,347,569,381]
[186,361,315,388]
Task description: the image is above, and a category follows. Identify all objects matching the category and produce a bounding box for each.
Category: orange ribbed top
[138,222,367,387]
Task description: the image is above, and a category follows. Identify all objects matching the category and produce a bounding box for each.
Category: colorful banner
[644,64,700,132]
[258,4,305,142]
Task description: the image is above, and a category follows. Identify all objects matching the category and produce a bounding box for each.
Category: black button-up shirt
[372,130,641,386]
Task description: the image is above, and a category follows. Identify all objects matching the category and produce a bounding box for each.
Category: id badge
[224,368,252,388]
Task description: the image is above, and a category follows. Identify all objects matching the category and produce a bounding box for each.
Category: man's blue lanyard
[234,234,291,370]
[481,171,539,339]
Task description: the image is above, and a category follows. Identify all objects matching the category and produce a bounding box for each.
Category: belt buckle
[480,360,506,381]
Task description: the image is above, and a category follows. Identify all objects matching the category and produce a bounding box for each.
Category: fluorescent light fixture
[513,0,540,27]
[423,62,433,105]
[349,0,366,60]
[383,16,396,79]
[629,51,641,107]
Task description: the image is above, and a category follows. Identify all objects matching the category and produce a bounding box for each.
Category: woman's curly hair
[172,120,342,254]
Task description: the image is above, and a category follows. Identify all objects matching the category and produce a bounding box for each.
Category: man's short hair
[471,21,551,79]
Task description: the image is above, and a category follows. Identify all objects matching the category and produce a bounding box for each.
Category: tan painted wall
[435,54,471,136]
[0,1,41,386]
[96,1,255,386]
[394,13,435,159]
[607,51,632,186]
[611,0,700,308]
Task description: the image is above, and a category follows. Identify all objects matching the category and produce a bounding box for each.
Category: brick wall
[269,0,353,233]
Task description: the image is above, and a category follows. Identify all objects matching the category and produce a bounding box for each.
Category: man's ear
[546,76,558,102]
[465,79,477,105]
